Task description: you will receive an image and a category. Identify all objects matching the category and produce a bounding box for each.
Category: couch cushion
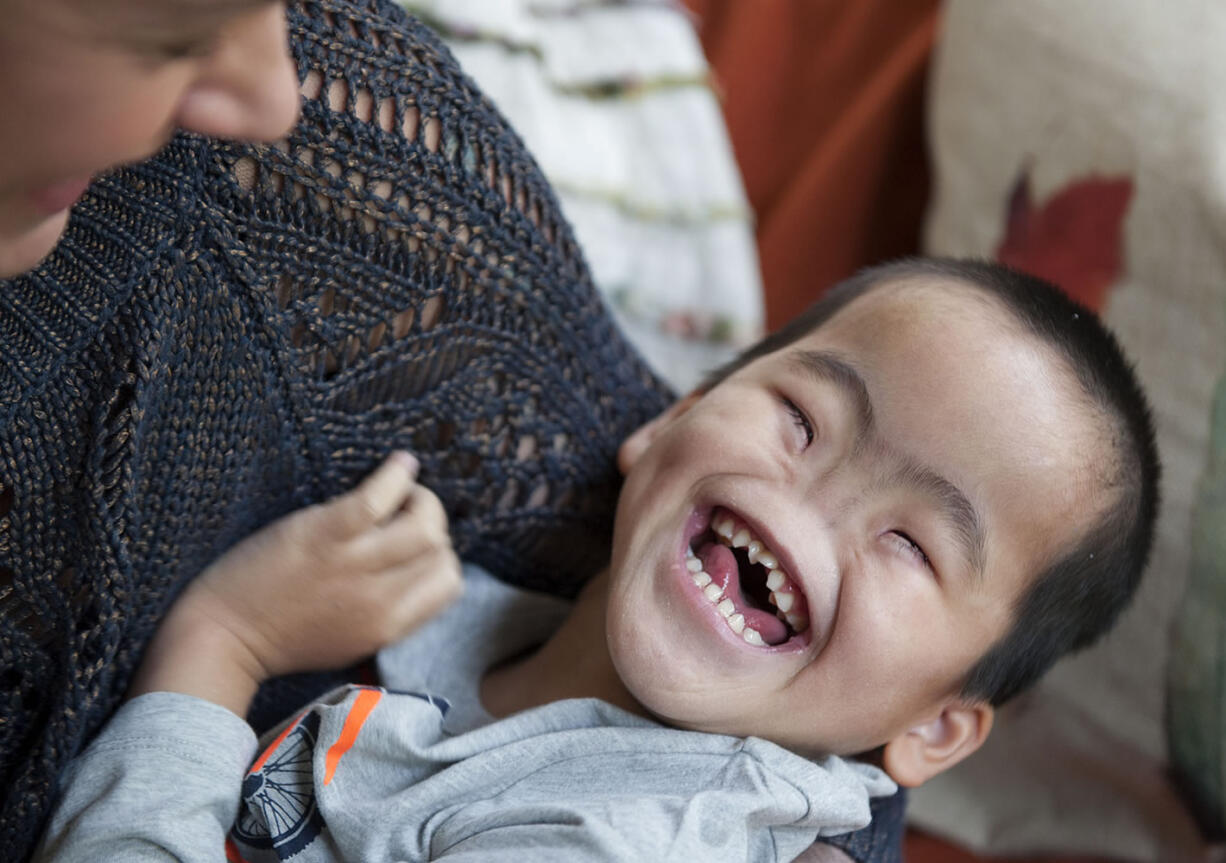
[914,1,1226,858]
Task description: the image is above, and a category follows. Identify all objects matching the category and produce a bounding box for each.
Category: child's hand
[128,453,463,715]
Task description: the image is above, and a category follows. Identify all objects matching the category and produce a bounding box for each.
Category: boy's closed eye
[781,396,815,448]
[884,529,934,574]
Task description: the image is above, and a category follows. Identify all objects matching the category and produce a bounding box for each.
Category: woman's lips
[27,177,91,215]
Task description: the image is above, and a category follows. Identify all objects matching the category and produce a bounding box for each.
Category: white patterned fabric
[399,0,763,391]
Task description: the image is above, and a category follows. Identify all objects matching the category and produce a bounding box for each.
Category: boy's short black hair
[702,257,1160,707]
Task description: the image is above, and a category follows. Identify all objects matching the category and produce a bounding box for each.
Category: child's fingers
[399,483,448,532]
[386,549,464,636]
[352,485,450,571]
[329,452,419,538]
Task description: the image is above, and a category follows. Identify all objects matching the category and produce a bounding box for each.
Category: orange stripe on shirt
[249,710,308,775]
[323,688,383,786]
[225,837,251,863]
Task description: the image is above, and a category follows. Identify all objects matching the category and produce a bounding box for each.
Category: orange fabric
[681,0,940,330]
[323,688,383,786]
[224,838,252,863]
[905,830,1120,863]
[248,709,308,775]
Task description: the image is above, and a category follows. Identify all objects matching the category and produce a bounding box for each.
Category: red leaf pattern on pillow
[995,166,1133,312]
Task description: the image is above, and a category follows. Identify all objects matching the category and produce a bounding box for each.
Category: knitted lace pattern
[0,1,672,855]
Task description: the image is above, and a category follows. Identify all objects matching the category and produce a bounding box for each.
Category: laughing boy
[36,258,1158,862]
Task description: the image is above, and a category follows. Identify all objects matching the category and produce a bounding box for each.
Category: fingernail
[392,450,419,477]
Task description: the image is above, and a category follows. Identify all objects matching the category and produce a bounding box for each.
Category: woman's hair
[702,257,1160,706]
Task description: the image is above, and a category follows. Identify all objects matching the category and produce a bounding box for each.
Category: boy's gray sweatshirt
[34,566,894,862]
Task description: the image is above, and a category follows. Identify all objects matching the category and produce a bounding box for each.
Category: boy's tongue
[698,541,789,645]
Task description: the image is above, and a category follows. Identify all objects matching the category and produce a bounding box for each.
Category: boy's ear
[617,392,703,475]
[880,700,993,787]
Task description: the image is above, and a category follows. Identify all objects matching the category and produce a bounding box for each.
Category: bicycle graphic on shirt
[232,710,325,858]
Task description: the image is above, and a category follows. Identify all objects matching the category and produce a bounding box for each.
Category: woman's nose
[175,3,300,143]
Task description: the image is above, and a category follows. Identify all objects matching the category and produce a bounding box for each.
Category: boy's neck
[480,569,649,720]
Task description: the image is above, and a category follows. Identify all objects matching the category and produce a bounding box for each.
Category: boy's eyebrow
[895,460,987,582]
[786,349,986,583]
[787,350,875,450]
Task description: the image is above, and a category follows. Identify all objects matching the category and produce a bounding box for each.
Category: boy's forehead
[822,275,1011,337]
[794,273,1100,461]
[745,276,1044,395]
[774,275,1074,399]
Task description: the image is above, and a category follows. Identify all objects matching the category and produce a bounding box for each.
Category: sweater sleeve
[33,693,257,863]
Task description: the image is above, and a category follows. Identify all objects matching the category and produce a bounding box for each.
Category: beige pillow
[913,2,1226,860]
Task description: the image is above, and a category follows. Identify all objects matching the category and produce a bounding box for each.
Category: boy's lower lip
[27,177,91,215]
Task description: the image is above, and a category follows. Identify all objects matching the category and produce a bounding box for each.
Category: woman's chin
[0,208,70,278]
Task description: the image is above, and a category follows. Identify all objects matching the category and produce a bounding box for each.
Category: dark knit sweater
[0,2,901,860]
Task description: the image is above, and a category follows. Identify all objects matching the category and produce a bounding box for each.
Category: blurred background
[398,2,1225,861]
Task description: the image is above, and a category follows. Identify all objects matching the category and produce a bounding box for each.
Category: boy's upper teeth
[745,541,763,563]
[713,515,781,570]
[715,514,787,571]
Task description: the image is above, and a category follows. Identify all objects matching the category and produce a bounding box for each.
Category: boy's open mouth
[685,506,810,647]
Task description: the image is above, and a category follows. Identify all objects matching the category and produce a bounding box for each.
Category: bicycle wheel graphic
[233,711,325,857]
